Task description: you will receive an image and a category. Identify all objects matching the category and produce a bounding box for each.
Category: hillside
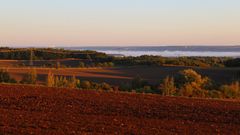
[0,84,239,134]
[2,65,240,85]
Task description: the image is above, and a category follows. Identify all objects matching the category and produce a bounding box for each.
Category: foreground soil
[0,84,240,135]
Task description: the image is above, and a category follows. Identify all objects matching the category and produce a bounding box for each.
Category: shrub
[220,81,240,98]
[54,76,65,87]
[68,76,80,89]
[107,62,114,67]
[21,68,37,84]
[100,82,112,91]
[0,69,16,83]
[136,85,153,93]
[81,81,91,90]
[112,86,119,91]
[119,82,132,92]
[78,62,85,68]
[209,90,223,99]
[131,75,147,89]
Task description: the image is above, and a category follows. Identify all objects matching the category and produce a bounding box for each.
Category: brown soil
[0,84,239,134]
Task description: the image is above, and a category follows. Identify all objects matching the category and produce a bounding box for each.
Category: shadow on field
[7,66,240,86]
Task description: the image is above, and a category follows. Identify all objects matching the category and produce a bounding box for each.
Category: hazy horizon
[2,44,240,48]
[0,0,240,46]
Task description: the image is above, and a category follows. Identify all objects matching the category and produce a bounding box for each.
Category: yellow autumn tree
[159,76,176,96]
[220,81,240,98]
[47,71,55,87]
[177,69,210,97]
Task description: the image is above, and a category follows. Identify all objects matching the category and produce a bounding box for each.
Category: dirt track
[0,84,239,134]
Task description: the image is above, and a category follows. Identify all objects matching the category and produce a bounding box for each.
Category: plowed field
[0,84,239,134]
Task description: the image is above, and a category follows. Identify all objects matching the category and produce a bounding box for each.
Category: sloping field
[0,60,239,85]
[5,66,240,85]
[0,59,85,67]
[0,84,239,134]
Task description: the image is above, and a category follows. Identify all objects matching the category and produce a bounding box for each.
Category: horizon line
[1,44,240,48]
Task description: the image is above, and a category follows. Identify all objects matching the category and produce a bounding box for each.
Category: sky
[0,0,240,47]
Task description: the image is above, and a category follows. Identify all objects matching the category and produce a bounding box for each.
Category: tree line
[0,47,239,68]
[0,47,112,61]
[113,55,230,67]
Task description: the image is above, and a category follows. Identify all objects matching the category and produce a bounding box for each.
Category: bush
[136,85,153,93]
[78,62,85,68]
[0,69,16,83]
[46,73,80,88]
[68,76,80,88]
[220,81,240,98]
[21,68,37,84]
[209,90,223,99]
[100,82,112,91]
[107,62,114,67]
[81,81,91,90]
[119,82,132,92]
[131,75,147,89]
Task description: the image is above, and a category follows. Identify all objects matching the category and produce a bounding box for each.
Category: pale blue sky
[0,0,240,46]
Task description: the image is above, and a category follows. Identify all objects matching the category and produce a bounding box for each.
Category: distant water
[64,46,240,57]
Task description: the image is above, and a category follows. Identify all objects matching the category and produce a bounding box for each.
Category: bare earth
[0,84,239,134]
